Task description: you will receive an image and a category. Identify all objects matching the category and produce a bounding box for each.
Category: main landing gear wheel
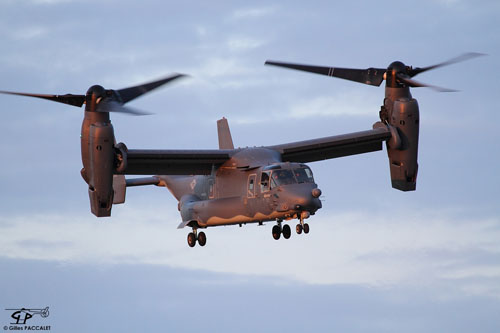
[272,225,281,240]
[282,224,291,239]
[303,223,310,234]
[296,224,303,234]
[187,232,196,247]
[198,231,207,246]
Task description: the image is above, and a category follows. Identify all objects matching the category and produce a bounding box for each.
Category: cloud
[231,6,277,20]
[435,0,462,5]
[1,206,499,299]
[177,56,271,93]
[193,57,251,78]
[8,26,49,40]
[31,0,72,4]
[227,36,266,52]
[289,91,380,118]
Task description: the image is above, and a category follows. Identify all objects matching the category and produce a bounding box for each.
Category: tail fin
[217,117,234,149]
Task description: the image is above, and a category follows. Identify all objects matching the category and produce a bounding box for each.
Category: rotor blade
[396,73,457,92]
[265,60,386,86]
[116,73,186,104]
[0,90,85,107]
[409,52,486,77]
[96,99,153,115]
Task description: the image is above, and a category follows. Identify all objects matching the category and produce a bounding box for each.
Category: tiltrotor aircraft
[1,53,481,247]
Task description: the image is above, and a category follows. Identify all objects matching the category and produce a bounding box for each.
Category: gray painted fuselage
[158,148,322,229]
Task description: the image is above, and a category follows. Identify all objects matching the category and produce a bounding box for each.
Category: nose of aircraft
[281,185,322,213]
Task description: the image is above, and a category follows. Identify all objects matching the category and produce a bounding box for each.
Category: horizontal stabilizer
[113,175,126,204]
[125,176,160,187]
[113,176,161,205]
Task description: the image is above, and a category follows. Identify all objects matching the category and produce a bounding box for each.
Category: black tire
[282,224,291,239]
[296,224,303,234]
[272,225,281,240]
[187,232,197,247]
[198,231,207,246]
[303,223,310,234]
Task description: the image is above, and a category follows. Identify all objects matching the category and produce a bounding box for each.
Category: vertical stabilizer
[217,117,234,149]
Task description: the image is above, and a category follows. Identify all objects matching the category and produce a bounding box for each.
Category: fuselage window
[209,179,215,198]
[260,172,270,192]
[248,174,256,198]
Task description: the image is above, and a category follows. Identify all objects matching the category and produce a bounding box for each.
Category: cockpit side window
[304,167,314,181]
[294,167,314,183]
[260,171,270,192]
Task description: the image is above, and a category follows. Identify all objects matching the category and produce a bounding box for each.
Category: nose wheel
[295,223,309,234]
[187,229,207,247]
[296,213,310,235]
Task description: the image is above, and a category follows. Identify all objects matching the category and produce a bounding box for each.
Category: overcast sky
[0,0,499,332]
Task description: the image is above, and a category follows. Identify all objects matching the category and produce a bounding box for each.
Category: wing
[267,125,392,163]
[119,149,234,175]
[117,125,392,174]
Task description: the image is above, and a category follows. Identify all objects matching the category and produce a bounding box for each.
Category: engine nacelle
[87,122,115,216]
[387,97,419,191]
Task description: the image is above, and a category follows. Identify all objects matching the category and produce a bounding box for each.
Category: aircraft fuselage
[158,148,322,229]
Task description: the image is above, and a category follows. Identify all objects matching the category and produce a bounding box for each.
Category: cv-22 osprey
[0,53,482,247]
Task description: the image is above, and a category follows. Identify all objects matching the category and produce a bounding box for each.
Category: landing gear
[282,224,291,239]
[198,231,207,246]
[187,229,207,247]
[296,212,310,235]
[187,232,196,247]
[272,225,281,240]
[272,223,292,240]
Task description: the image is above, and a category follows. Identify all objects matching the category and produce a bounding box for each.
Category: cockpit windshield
[271,169,296,188]
[265,166,315,189]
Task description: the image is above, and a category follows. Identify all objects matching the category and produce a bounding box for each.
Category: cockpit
[260,163,314,192]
